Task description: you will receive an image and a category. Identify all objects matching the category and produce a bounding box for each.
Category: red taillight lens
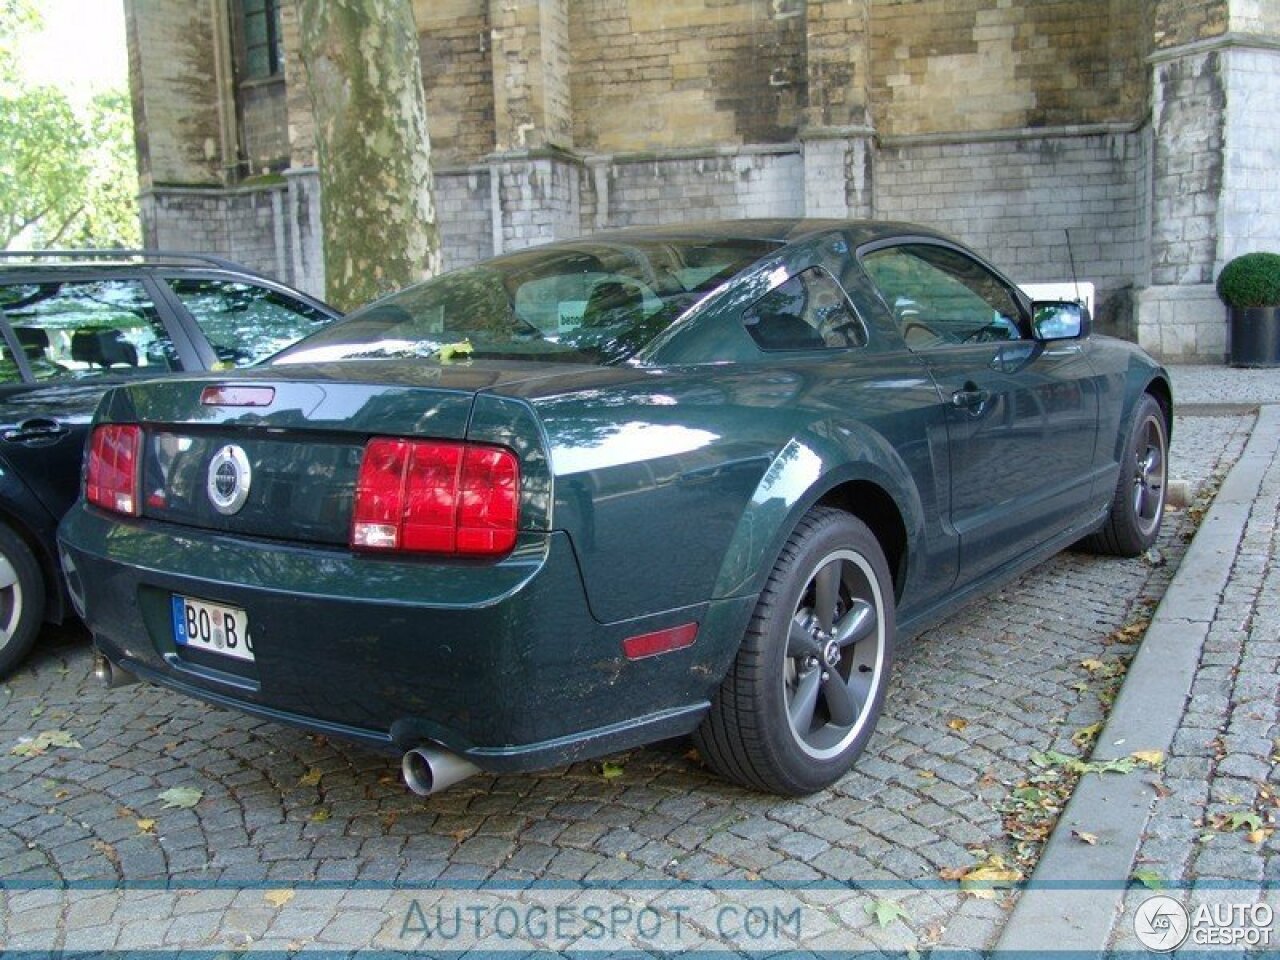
[352,439,519,557]
[86,424,142,516]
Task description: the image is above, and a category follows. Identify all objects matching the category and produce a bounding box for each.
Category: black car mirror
[1031,300,1089,341]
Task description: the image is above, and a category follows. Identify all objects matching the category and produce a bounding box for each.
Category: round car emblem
[206,444,252,516]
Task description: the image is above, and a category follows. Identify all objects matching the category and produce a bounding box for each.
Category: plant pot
[1229,306,1280,367]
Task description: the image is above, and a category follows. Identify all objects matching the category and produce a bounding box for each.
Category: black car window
[165,277,332,367]
[0,280,177,383]
[861,245,1024,348]
[273,237,780,367]
[742,267,867,352]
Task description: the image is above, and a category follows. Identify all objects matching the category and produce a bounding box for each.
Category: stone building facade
[125,0,1280,361]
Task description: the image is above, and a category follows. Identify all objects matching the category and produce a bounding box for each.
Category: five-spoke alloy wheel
[696,507,894,795]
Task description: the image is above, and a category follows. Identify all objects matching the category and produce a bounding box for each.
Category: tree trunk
[295,0,441,311]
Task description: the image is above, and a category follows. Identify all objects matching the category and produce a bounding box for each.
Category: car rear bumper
[59,505,753,772]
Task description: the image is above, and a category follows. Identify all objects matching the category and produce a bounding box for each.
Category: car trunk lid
[102,360,569,546]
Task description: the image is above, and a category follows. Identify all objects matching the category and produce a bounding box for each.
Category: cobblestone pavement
[1109,409,1280,952]
[0,414,1252,952]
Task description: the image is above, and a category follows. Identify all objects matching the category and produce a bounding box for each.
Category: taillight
[86,424,142,516]
[352,439,520,557]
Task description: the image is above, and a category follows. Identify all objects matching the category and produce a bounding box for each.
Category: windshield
[272,236,779,367]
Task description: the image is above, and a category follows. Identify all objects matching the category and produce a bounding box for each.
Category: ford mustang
[57,220,1170,796]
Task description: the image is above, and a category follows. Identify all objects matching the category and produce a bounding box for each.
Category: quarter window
[166,277,331,366]
[742,267,866,352]
[861,245,1024,347]
[0,280,177,383]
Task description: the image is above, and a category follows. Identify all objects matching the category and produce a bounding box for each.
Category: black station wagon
[59,221,1170,796]
[0,251,338,676]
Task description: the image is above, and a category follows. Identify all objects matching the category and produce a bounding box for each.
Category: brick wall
[413,0,493,165]
[868,0,1148,137]
[568,0,807,153]
[240,80,290,175]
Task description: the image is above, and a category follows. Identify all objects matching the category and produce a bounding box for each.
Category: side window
[166,278,332,366]
[0,280,178,382]
[861,245,1024,347]
[742,267,867,353]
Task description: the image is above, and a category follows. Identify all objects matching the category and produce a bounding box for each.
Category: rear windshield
[272,236,779,367]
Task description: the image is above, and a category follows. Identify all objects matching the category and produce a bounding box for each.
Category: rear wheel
[695,508,894,795]
[1085,393,1168,557]
[0,523,44,678]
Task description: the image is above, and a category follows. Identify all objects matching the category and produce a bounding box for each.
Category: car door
[156,273,337,368]
[0,275,199,520]
[859,241,1099,583]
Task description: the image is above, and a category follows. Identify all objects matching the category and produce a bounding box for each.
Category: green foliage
[0,3,139,249]
[1216,252,1280,309]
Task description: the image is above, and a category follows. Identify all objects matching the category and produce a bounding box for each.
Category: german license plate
[171,595,254,662]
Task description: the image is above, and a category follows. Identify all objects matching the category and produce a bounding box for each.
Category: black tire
[694,507,895,795]
[1085,393,1169,557]
[0,523,45,679]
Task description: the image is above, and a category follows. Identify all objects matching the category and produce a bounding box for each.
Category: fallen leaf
[263,889,295,908]
[939,866,968,881]
[1072,723,1104,748]
[11,730,82,758]
[1247,828,1273,845]
[947,718,968,732]
[298,768,322,788]
[156,786,203,810]
[600,761,624,780]
[1131,868,1163,890]
[1072,830,1099,845]
[866,898,911,929]
[29,706,44,718]
[136,818,156,834]
[309,807,331,822]
[1130,750,1165,768]
[1080,658,1105,672]
[91,840,120,868]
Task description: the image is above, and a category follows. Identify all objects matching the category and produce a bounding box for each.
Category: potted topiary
[1217,252,1280,367]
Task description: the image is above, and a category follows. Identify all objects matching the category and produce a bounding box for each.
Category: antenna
[1064,228,1082,305]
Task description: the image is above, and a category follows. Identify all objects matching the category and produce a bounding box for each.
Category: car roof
[526,219,956,248]
[0,250,271,278]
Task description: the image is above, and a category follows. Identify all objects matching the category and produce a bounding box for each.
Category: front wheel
[0,523,45,679]
[695,508,895,795]
[1085,393,1169,557]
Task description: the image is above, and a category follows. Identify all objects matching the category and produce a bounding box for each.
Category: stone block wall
[129,0,1280,360]
[1219,46,1280,266]
[567,0,807,152]
[584,148,804,231]
[876,131,1148,336]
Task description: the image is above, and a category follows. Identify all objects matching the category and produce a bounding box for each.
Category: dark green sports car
[58,220,1171,796]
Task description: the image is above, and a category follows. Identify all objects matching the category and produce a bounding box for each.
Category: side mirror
[1031,300,1090,341]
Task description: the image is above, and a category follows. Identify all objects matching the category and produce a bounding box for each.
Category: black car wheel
[1085,393,1168,557]
[696,507,894,795]
[0,523,44,678]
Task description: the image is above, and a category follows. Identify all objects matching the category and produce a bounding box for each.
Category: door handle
[4,417,70,443]
[951,387,990,411]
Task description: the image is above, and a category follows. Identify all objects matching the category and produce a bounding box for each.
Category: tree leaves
[156,787,203,810]
[865,898,911,929]
[11,729,81,757]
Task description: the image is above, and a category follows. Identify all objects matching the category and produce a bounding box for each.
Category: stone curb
[995,403,1280,953]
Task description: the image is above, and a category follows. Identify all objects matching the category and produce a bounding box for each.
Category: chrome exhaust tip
[401,746,480,796]
[93,654,139,688]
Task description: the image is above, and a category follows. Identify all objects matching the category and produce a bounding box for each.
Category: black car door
[0,274,199,519]
[859,241,1100,584]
